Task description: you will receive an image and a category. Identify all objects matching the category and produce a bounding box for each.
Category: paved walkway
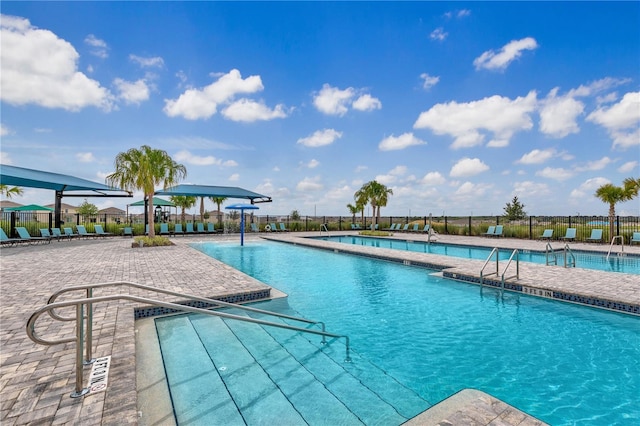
[0,232,637,425]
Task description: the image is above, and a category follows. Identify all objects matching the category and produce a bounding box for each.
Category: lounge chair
[64,227,80,239]
[94,225,113,237]
[482,226,496,237]
[560,228,576,242]
[586,229,603,243]
[207,223,218,233]
[40,228,62,242]
[159,223,172,236]
[51,228,70,241]
[490,225,504,237]
[630,232,640,245]
[196,223,205,233]
[174,224,184,236]
[421,224,430,233]
[251,223,260,232]
[0,228,26,246]
[279,223,289,232]
[386,224,397,231]
[16,227,51,244]
[410,224,420,232]
[76,225,96,239]
[122,227,133,237]
[539,229,553,240]
[399,224,410,232]
[185,223,196,234]
[270,223,279,232]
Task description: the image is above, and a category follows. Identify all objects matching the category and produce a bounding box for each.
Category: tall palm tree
[210,197,228,225]
[354,187,370,225]
[356,180,393,227]
[170,195,197,224]
[106,145,187,238]
[594,177,639,241]
[0,184,23,199]
[346,203,360,224]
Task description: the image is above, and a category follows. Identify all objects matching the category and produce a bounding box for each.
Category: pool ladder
[26,281,352,398]
[479,247,520,291]
[606,236,625,260]
[545,243,576,268]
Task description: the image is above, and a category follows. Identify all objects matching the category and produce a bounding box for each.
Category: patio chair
[196,223,205,233]
[482,226,496,237]
[94,225,113,237]
[422,224,430,233]
[630,232,640,245]
[51,228,70,241]
[16,227,51,244]
[399,224,410,232]
[279,223,289,232]
[64,227,80,239]
[76,225,96,239]
[40,228,61,242]
[270,223,279,232]
[539,229,553,240]
[207,223,218,233]
[411,224,420,232]
[560,228,576,242]
[251,223,260,232]
[586,229,603,243]
[185,223,196,234]
[0,228,27,246]
[159,223,172,236]
[174,224,184,236]
[490,225,504,237]
[122,227,133,237]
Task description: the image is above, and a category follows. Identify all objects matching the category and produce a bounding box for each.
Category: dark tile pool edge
[134,288,272,319]
[270,237,640,317]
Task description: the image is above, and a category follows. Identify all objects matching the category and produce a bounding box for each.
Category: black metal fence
[2,211,638,243]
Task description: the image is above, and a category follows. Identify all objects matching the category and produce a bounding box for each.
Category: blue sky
[1,1,639,217]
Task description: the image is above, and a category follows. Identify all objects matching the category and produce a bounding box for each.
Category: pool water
[314,235,640,274]
[186,241,640,425]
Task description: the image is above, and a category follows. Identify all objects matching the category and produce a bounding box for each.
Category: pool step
[156,310,430,425]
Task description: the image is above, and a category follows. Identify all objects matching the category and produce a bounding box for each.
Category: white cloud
[473,37,538,71]
[512,181,550,197]
[575,157,612,172]
[75,152,95,163]
[569,177,611,200]
[421,171,446,186]
[587,91,640,150]
[352,94,382,111]
[618,161,638,173]
[420,73,440,90]
[430,27,448,41]
[163,69,263,120]
[375,174,397,185]
[536,167,573,181]
[173,150,237,166]
[539,88,584,138]
[0,15,114,111]
[457,9,471,18]
[296,176,323,192]
[313,84,354,116]
[307,159,320,169]
[354,165,367,173]
[516,148,556,165]
[129,54,164,68]
[414,91,536,149]
[228,173,240,182]
[113,78,150,105]
[454,181,490,198]
[0,151,13,164]
[1,124,11,136]
[379,133,426,151]
[297,128,343,147]
[84,34,108,59]
[450,158,489,177]
[221,99,288,122]
[388,165,407,176]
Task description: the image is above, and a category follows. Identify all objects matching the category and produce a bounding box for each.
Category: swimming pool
[313,235,640,274]
[174,240,640,425]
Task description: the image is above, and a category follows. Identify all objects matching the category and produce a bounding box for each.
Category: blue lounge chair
[0,228,26,246]
[174,224,184,236]
[490,225,504,237]
[539,229,553,240]
[411,224,420,232]
[64,227,80,239]
[279,223,289,232]
[196,223,205,233]
[159,223,171,236]
[185,223,196,234]
[94,225,112,237]
[207,223,217,233]
[16,227,51,244]
[586,229,603,243]
[270,223,279,232]
[76,225,96,239]
[630,232,640,245]
[51,228,70,241]
[422,224,430,233]
[251,223,260,232]
[40,228,59,241]
[482,226,496,237]
[399,224,410,232]
[122,227,133,237]
[387,224,397,231]
[560,228,576,242]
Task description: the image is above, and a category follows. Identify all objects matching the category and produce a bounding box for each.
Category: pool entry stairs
[156,300,431,425]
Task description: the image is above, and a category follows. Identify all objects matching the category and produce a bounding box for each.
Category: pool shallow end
[403,388,548,426]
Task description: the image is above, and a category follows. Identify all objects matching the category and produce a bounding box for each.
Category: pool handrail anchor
[606,236,625,260]
[28,281,352,398]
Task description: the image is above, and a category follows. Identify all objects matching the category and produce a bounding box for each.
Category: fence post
[468,216,472,236]
[444,216,448,234]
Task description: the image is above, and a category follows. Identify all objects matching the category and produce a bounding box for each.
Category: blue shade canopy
[156,184,271,204]
[0,164,126,193]
[129,197,175,207]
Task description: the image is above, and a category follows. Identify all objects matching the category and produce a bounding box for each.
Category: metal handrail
[501,249,520,289]
[545,242,557,266]
[28,290,351,398]
[563,244,576,268]
[320,223,329,235]
[607,236,625,259]
[479,247,499,286]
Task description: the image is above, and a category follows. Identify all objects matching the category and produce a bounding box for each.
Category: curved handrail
[501,249,520,288]
[479,247,499,286]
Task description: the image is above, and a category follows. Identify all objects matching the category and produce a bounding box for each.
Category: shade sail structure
[129,197,175,207]
[5,204,54,211]
[155,184,271,204]
[226,203,259,246]
[0,164,125,193]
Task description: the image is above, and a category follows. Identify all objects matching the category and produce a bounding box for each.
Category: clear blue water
[190,241,640,425]
[313,235,640,274]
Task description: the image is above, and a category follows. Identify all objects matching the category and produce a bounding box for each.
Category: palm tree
[594,177,639,242]
[106,145,187,238]
[209,197,228,225]
[346,203,360,224]
[170,195,197,224]
[0,184,23,199]
[356,180,393,227]
[354,187,369,225]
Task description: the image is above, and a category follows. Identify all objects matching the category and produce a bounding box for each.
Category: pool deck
[1,231,637,425]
